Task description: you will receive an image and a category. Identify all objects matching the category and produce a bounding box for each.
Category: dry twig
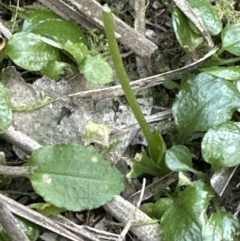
[0,200,30,241]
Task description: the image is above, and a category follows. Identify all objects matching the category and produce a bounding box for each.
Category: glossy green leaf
[0,217,40,241]
[161,181,214,241]
[172,7,203,52]
[149,132,167,165]
[200,66,240,81]
[41,60,70,80]
[173,72,240,143]
[130,151,167,178]
[152,197,173,219]
[202,121,240,169]
[22,10,87,46]
[165,145,199,174]
[27,143,125,211]
[221,23,240,56]
[202,209,240,241]
[187,0,222,36]
[0,83,12,133]
[79,55,114,84]
[140,203,155,218]
[5,32,59,71]
[63,43,89,65]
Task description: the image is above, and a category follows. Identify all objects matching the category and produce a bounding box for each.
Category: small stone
[145,29,156,39]
[152,1,164,10]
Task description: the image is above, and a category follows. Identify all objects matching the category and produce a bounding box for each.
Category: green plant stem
[102,5,158,159]
[210,57,240,66]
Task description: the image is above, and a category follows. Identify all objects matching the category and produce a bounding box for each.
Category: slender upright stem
[102,5,155,150]
[103,5,159,161]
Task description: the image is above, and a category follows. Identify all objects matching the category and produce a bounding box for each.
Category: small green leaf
[172,7,203,52]
[202,121,240,169]
[5,32,59,71]
[63,43,89,65]
[149,132,167,165]
[173,72,240,143]
[221,23,240,56]
[163,80,181,90]
[79,55,114,84]
[0,83,12,133]
[161,181,214,241]
[202,209,240,241]
[200,66,240,81]
[187,0,222,36]
[29,202,66,216]
[165,145,198,174]
[27,143,125,211]
[22,10,87,46]
[140,203,155,218]
[152,197,173,219]
[130,151,167,178]
[41,60,70,80]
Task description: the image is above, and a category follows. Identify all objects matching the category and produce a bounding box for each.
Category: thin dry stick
[51,215,120,241]
[0,20,12,38]
[134,0,151,77]
[0,192,84,241]
[0,200,30,241]
[1,126,42,155]
[128,172,178,205]
[117,178,147,241]
[104,196,161,241]
[0,166,36,176]
[37,0,96,29]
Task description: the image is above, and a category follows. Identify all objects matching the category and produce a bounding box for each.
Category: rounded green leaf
[152,197,173,219]
[5,32,59,71]
[27,144,125,211]
[202,121,240,169]
[130,151,168,178]
[165,145,197,173]
[172,73,240,143]
[202,209,240,241]
[22,10,87,46]
[188,0,222,36]
[63,43,89,65]
[172,7,203,52]
[200,66,240,81]
[221,23,240,56]
[140,203,154,218]
[41,60,70,80]
[79,55,114,84]
[0,83,12,133]
[161,181,214,241]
